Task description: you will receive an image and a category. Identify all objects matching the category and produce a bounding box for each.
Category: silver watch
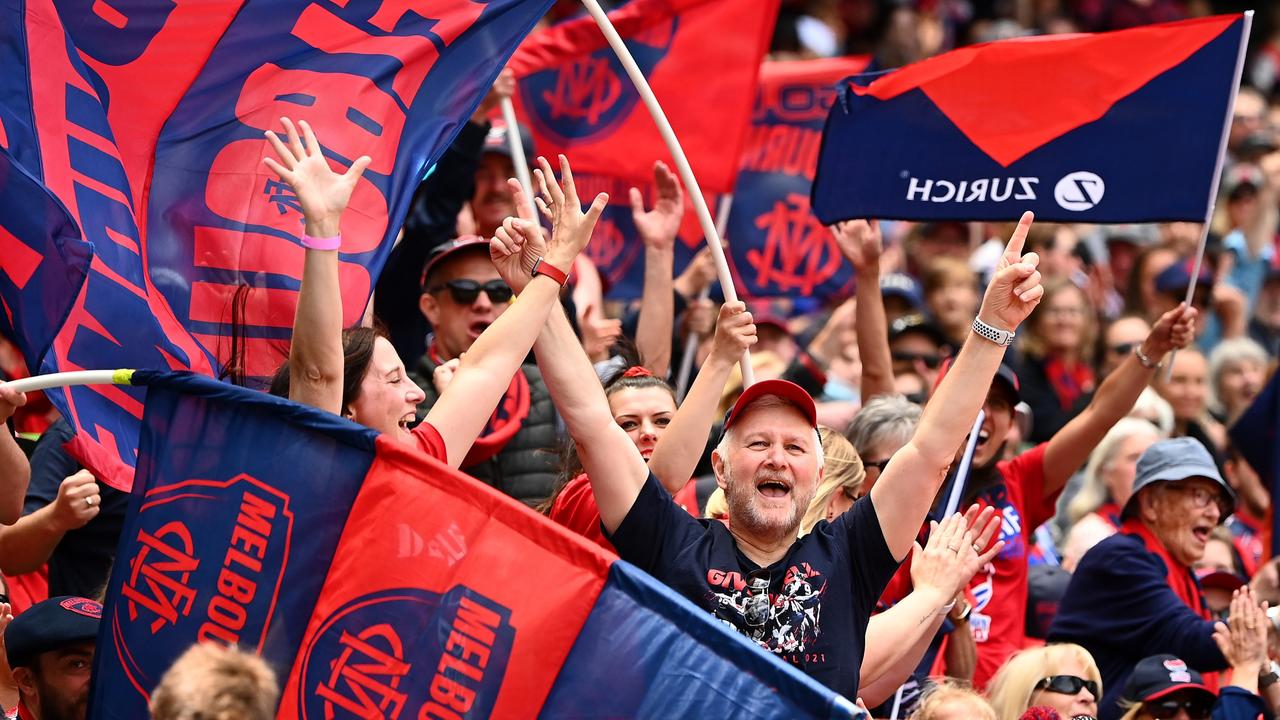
[971,317,1016,346]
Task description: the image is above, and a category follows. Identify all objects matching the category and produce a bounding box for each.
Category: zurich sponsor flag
[812,15,1249,223]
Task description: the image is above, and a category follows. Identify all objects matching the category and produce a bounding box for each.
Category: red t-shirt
[967,443,1055,687]
[412,422,448,461]
[875,443,1056,688]
[550,473,699,552]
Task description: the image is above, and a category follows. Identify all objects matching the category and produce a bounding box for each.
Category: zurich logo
[1054,171,1105,211]
[520,19,678,146]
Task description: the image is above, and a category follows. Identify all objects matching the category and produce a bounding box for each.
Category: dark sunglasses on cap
[891,351,942,369]
[1035,675,1099,699]
[428,279,513,305]
[1143,698,1212,720]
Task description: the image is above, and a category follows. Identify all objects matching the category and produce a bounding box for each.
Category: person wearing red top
[878,301,1198,690]
[959,302,1196,689]
[262,118,604,468]
[548,301,757,551]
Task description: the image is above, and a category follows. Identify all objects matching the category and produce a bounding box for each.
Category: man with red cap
[491,209,1045,699]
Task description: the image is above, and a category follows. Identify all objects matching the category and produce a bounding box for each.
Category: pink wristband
[301,233,341,251]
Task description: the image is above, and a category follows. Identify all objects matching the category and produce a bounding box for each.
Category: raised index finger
[1003,211,1034,265]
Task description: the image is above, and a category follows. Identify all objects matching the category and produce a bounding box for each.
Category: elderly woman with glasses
[1050,438,1240,719]
[987,643,1102,720]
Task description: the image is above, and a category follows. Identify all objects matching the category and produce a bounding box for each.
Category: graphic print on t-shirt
[969,486,1027,643]
[706,562,827,661]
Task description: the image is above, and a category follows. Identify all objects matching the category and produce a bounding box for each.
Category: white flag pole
[675,193,733,401]
[1166,10,1253,380]
[578,0,753,387]
[5,370,134,393]
[944,410,986,518]
[500,96,537,217]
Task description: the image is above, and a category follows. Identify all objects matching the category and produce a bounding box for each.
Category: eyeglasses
[863,458,890,475]
[1035,675,1099,699]
[1169,484,1228,514]
[427,279,513,305]
[1143,698,1212,720]
[891,351,942,369]
[1108,342,1137,356]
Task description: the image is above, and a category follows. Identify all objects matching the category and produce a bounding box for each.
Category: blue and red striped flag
[812,14,1249,224]
[0,0,553,490]
[91,371,857,718]
[508,0,779,195]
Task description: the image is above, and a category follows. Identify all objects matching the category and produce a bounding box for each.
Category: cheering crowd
[7,1,1280,719]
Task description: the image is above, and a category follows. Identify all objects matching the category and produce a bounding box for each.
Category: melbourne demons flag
[0,0,552,490]
[507,0,778,194]
[91,372,856,719]
[725,57,872,299]
[812,14,1250,224]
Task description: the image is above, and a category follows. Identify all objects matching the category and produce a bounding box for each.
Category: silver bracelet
[1134,344,1162,370]
[971,316,1016,347]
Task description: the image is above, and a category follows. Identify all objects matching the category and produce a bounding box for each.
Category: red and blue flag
[0,0,553,490]
[508,0,779,194]
[724,57,872,299]
[91,371,857,718]
[812,14,1250,224]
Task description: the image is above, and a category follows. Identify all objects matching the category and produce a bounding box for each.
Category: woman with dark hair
[263,117,605,467]
[546,302,757,549]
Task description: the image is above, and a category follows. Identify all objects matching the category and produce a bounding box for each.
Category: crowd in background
[5,1,1280,718]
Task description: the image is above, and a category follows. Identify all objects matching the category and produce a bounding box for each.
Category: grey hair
[846,394,922,457]
[715,396,824,469]
[1207,336,1269,416]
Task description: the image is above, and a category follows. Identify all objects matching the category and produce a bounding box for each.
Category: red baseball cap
[723,379,818,432]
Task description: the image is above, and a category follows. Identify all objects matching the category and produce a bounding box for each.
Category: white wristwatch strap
[971,316,1016,346]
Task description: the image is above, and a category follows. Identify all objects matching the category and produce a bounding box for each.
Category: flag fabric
[92,371,857,719]
[724,57,872,299]
[1228,371,1280,556]
[812,14,1249,224]
[0,0,553,490]
[507,0,779,195]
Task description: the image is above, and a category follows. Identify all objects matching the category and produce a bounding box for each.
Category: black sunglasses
[891,351,942,369]
[1108,342,1137,356]
[1143,698,1212,720]
[1036,675,1099,699]
[863,458,890,475]
[428,279,513,305]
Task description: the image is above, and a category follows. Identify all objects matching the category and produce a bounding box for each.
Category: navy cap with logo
[5,596,102,669]
[1122,437,1235,519]
[420,235,492,290]
[1123,654,1215,706]
[932,356,1021,405]
[880,273,925,311]
[482,121,536,160]
[1155,259,1214,295]
[889,313,949,348]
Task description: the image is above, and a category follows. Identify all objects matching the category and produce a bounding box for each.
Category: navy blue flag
[812,14,1248,224]
[93,371,858,718]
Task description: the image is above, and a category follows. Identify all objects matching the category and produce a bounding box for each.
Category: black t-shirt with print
[607,473,901,700]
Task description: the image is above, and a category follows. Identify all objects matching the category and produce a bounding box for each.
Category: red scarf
[428,342,530,467]
[1121,518,1219,689]
[1043,356,1094,411]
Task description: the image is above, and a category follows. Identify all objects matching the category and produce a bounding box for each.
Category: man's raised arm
[870,212,1044,561]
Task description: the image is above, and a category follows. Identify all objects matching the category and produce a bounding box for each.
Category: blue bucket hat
[1122,437,1235,519]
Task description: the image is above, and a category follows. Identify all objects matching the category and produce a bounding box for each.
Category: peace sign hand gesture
[978,211,1043,331]
[263,117,371,238]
